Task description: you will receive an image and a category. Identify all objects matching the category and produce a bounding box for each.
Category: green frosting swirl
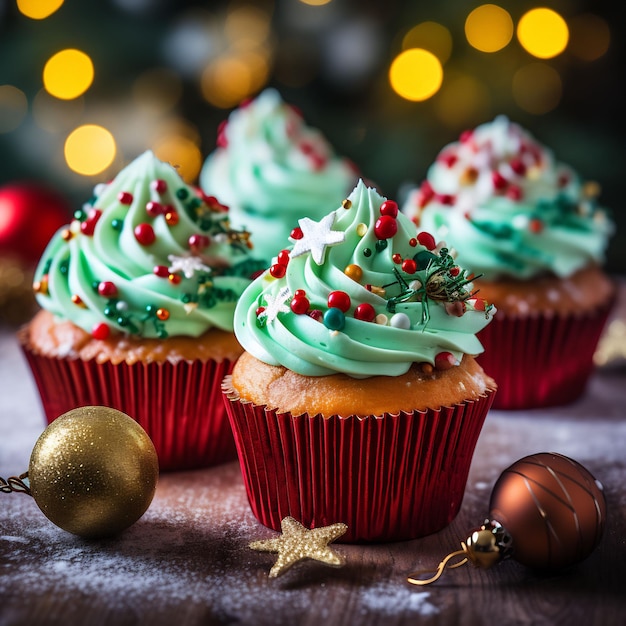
[34,151,266,338]
[199,88,357,265]
[405,116,613,280]
[234,181,496,378]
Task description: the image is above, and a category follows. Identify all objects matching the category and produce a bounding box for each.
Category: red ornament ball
[0,183,71,265]
[489,452,606,570]
[354,302,376,322]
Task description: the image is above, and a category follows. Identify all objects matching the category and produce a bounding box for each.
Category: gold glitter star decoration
[249,516,348,578]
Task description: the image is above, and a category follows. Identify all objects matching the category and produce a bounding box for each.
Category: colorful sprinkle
[379,200,398,217]
[97,281,117,297]
[269,263,287,279]
[134,223,156,246]
[435,351,459,370]
[401,259,417,274]
[151,179,168,194]
[290,294,310,315]
[153,265,170,278]
[156,308,170,321]
[389,313,411,329]
[356,223,367,237]
[290,226,303,240]
[118,192,133,205]
[188,234,210,250]
[344,264,363,282]
[342,198,352,209]
[416,231,436,250]
[327,290,351,312]
[146,201,164,217]
[92,322,110,340]
[323,307,345,331]
[164,209,179,226]
[354,302,376,322]
[374,215,397,240]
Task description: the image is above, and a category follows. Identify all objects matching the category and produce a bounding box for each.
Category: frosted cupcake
[19,151,266,470]
[223,180,497,542]
[200,88,358,265]
[404,116,615,409]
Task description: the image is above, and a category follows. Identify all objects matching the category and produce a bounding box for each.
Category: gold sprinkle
[344,264,363,282]
[341,198,352,209]
[356,223,367,236]
[61,228,73,242]
[368,285,386,297]
[421,363,434,375]
[71,294,86,308]
[459,167,478,185]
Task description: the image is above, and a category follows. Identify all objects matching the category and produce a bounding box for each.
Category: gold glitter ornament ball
[28,406,159,538]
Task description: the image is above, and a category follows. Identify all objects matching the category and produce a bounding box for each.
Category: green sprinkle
[176,188,189,200]
[111,219,123,231]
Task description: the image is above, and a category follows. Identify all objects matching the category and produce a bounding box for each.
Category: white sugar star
[168,254,212,279]
[260,286,291,325]
[290,213,345,265]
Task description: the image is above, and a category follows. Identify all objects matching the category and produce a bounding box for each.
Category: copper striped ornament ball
[489,452,606,570]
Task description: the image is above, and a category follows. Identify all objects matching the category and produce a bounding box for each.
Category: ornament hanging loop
[0,472,31,495]
[407,547,468,586]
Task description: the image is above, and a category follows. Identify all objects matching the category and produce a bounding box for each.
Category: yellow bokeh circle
[402,22,453,64]
[17,0,64,20]
[389,48,443,102]
[65,125,116,176]
[517,8,569,59]
[512,63,562,114]
[152,136,202,184]
[465,4,514,53]
[43,49,94,100]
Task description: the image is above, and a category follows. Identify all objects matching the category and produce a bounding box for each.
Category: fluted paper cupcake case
[19,340,237,471]
[222,376,495,543]
[476,295,615,410]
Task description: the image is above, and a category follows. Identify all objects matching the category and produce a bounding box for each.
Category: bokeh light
[225,4,271,50]
[132,67,182,115]
[435,73,491,128]
[17,0,64,20]
[389,48,443,102]
[517,8,569,59]
[465,5,513,53]
[43,49,94,100]
[201,51,270,108]
[32,89,84,133]
[512,63,562,114]
[299,0,332,5]
[402,21,452,64]
[64,125,116,176]
[0,85,28,133]
[152,136,202,184]
[568,13,611,61]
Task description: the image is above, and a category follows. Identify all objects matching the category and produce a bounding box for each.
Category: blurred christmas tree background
[1,0,624,271]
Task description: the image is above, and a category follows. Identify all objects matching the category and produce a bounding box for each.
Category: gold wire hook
[407,546,469,586]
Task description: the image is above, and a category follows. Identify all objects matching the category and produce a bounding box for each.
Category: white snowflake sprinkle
[168,254,212,279]
[289,213,345,265]
[259,286,291,325]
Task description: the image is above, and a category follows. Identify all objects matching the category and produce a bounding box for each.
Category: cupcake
[222,180,497,542]
[404,116,615,410]
[200,88,359,266]
[18,151,266,471]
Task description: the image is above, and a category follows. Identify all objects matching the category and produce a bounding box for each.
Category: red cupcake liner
[20,347,237,471]
[222,377,495,543]
[476,297,615,410]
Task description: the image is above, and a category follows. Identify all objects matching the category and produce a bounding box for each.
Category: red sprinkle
[290,295,310,315]
[217,120,228,148]
[379,200,398,217]
[97,281,117,297]
[290,226,303,240]
[153,265,170,278]
[435,351,458,370]
[492,170,508,192]
[354,302,376,322]
[255,306,266,317]
[418,180,435,208]
[374,215,397,240]
[402,259,417,274]
[146,201,164,217]
[472,298,486,312]
[459,129,473,143]
[92,322,110,341]
[151,179,168,194]
[529,218,544,233]
[308,309,324,322]
[327,290,351,312]
[558,172,570,188]
[118,192,133,205]
[416,231,436,250]
[276,249,291,266]
[168,273,181,285]
[409,238,418,247]
[134,223,156,245]
[269,263,287,278]
[449,266,460,277]
[439,152,458,168]
[188,234,210,249]
[434,193,455,205]
[392,253,402,264]
[509,158,527,176]
[294,289,306,297]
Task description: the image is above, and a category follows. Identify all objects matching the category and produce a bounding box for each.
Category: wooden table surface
[1,283,625,626]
